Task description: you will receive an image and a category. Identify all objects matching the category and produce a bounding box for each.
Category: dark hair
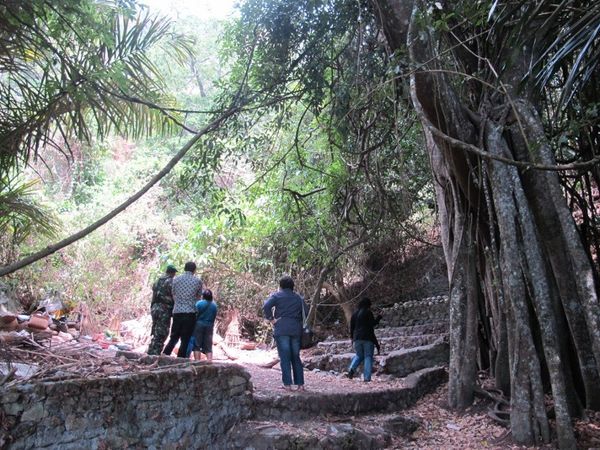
[184,261,197,272]
[202,289,213,301]
[279,275,294,290]
[358,297,372,309]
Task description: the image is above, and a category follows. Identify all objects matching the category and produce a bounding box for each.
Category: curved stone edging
[252,366,448,421]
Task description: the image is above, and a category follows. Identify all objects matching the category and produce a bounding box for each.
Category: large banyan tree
[231,0,600,446]
[375,1,600,448]
[372,1,600,447]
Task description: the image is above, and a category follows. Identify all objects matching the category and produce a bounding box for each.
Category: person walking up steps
[346,297,382,382]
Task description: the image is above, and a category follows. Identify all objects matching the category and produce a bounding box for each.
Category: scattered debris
[0,362,38,378]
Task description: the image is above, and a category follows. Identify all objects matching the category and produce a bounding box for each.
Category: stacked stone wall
[380,295,449,327]
[1,361,252,450]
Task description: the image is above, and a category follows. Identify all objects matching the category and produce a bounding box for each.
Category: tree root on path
[256,358,280,369]
[474,386,510,427]
[216,342,238,360]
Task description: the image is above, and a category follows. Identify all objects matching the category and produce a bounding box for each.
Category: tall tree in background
[219,0,431,325]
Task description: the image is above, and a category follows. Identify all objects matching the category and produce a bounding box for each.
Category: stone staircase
[218,295,450,449]
[220,368,441,449]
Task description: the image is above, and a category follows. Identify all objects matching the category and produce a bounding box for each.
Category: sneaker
[345,369,355,379]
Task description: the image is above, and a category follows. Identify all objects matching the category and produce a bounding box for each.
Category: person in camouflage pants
[147,265,177,355]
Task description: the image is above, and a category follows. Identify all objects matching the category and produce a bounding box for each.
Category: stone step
[375,321,448,338]
[252,366,447,421]
[304,342,449,377]
[219,413,420,449]
[315,333,447,355]
[380,342,449,377]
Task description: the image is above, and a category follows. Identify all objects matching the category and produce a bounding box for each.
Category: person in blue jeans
[346,297,382,382]
[263,276,308,391]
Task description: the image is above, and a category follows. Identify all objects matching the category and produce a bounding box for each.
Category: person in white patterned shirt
[162,261,203,357]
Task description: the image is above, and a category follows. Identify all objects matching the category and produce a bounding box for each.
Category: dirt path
[243,362,406,394]
[221,348,599,449]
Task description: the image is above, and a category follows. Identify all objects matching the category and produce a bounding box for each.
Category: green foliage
[149,0,434,324]
[3,0,436,330]
[0,172,58,245]
[487,0,600,110]
[0,0,194,245]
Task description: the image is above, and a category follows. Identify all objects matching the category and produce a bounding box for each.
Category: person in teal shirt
[192,289,217,361]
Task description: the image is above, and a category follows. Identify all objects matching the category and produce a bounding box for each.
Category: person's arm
[366,310,380,327]
[301,298,309,322]
[165,279,173,301]
[151,280,159,304]
[373,310,382,326]
[210,303,218,324]
[195,280,203,300]
[263,295,276,322]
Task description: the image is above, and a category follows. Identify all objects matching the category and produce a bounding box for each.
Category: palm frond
[0,0,192,177]
[535,4,600,108]
[0,172,58,243]
[488,0,600,110]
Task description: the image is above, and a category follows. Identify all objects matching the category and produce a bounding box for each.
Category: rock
[21,403,46,422]
[0,362,38,378]
[383,414,421,435]
[58,331,73,341]
[0,283,20,314]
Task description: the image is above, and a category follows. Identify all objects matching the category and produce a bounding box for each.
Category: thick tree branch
[410,73,600,172]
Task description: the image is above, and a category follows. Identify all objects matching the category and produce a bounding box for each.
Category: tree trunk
[486,121,573,446]
[425,129,478,408]
[373,0,599,446]
[322,279,354,326]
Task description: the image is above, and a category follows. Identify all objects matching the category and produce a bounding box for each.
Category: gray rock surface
[1,361,252,450]
[304,342,449,378]
[380,342,449,377]
[380,296,449,327]
[315,333,447,355]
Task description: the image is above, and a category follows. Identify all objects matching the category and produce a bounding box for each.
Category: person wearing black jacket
[346,297,381,382]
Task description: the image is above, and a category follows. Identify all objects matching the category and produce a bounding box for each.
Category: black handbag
[300,302,315,349]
